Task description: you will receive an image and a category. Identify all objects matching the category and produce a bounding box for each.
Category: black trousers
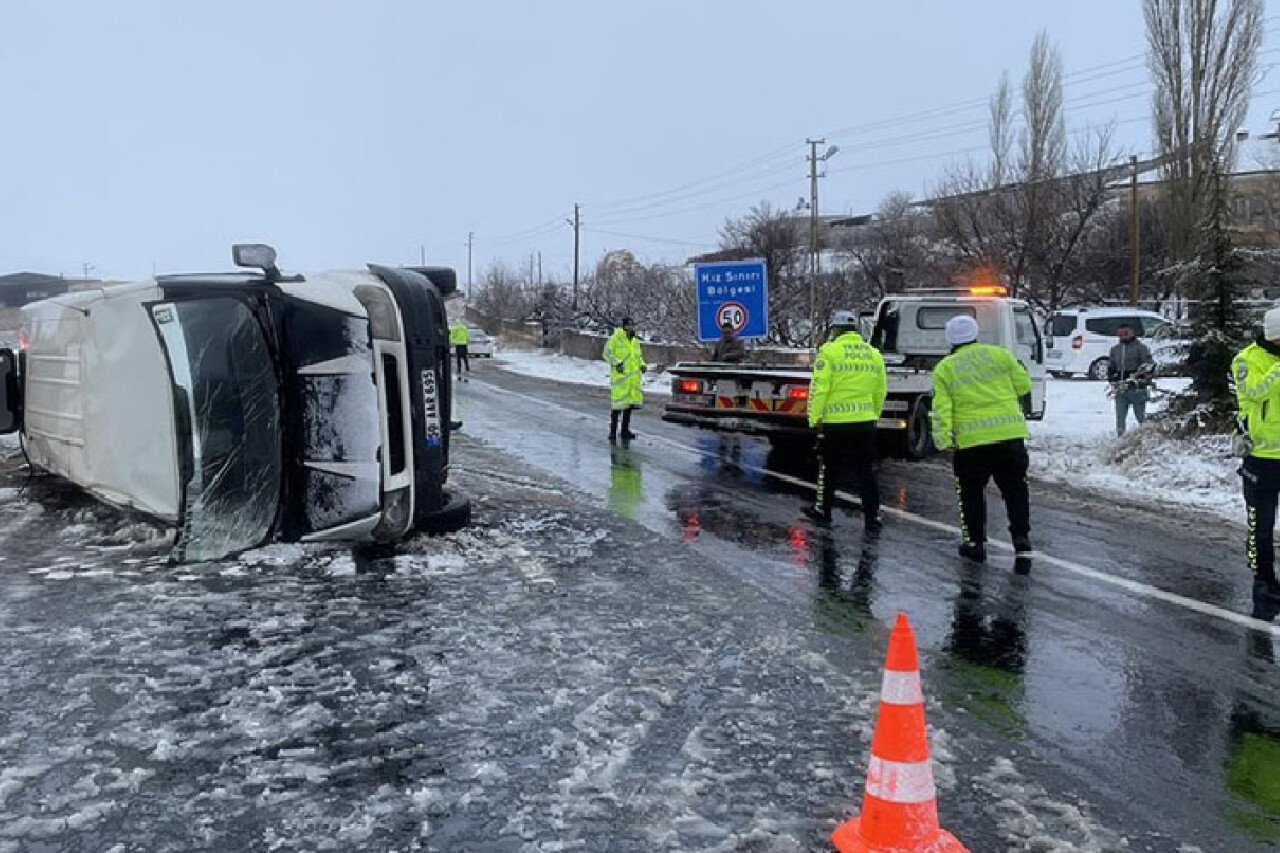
[454,345,470,374]
[814,421,880,520]
[609,407,634,438]
[1243,456,1280,581]
[953,438,1030,544]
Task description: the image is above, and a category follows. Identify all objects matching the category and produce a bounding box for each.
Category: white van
[0,246,470,562]
[1044,307,1174,379]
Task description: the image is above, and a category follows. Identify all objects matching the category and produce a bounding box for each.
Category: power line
[493,44,1280,254]
[581,226,717,248]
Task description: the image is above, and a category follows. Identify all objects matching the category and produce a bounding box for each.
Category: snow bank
[1028,377,1242,522]
[495,347,672,396]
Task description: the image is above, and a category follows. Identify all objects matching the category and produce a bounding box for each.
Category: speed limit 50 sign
[695,259,768,341]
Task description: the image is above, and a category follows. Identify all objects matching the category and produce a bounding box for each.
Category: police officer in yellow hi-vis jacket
[931,314,1033,567]
[1232,306,1280,606]
[448,319,471,381]
[605,317,645,443]
[803,311,887,531]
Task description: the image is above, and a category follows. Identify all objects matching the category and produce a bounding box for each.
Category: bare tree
[842,192,935,299]
[1144,0,1264,260]
[1017,31,1068,300]
[474,262,534,320]
[1028,127,1124,312]
[989,72,1015,187]
[933,32,1120,310]
[1145,0,1264,415]
[1019,32,1067,185]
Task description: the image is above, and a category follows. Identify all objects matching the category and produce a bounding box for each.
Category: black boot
[609,410,620,443]
[620,408,637,441]
[959,541,987,563]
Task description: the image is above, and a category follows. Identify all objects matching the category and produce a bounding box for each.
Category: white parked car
[1043,307,1177,379]
[467,326,496,357]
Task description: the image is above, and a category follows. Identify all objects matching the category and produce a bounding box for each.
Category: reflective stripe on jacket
[930,342,1031,450]
[605,328,645,410]
[807,331,887,428]
[1234,342,1280,460]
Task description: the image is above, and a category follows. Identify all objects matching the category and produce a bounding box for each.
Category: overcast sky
[1,0,1276,285]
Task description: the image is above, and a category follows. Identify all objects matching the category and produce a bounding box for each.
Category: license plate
[421,369,442,447]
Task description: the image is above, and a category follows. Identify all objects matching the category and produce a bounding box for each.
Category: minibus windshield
[150,297,282,561]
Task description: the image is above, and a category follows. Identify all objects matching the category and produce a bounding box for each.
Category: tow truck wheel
[904,397,933,460]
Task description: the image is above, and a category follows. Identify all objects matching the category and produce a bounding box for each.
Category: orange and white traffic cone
[832,612,969,853]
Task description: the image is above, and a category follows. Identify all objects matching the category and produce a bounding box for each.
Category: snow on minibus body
[1,249,468,563]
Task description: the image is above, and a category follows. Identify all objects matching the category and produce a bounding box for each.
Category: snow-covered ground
[494,348,1244,524]
[1029,377,1242,523]
[495,347,674,396]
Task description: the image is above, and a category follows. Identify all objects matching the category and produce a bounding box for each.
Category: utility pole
[465,232,474,300]
[806,139,839,347]
[1128,154,1140,307]
[420,245,426,266]
[568,203,581,313]
[537,251,542,288]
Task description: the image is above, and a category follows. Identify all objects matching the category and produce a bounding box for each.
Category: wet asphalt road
[1,359,1278,851]
[455,358,1280,852]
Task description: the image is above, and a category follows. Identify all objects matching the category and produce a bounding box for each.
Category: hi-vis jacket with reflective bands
[807,331,887,428]
[930,342,1031,451]
[605,328,646,411]
[1233,342,1280,459]
[448,321,470,346]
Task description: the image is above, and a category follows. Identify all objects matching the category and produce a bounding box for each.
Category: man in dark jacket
[1107,322,1155,436]
[711,322,746,363]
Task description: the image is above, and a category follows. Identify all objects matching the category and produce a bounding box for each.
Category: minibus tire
[418,489,471,535]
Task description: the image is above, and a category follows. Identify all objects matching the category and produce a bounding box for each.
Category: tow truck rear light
[1071,334,1083,350]
[677,379,703,394]
[787,386,809,400]
[17,329,30,350]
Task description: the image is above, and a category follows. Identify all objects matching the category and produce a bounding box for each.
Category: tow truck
[662,285,1047,457]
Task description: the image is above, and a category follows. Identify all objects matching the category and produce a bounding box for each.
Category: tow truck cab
[0,245,470,562]
[869,288,1046,408]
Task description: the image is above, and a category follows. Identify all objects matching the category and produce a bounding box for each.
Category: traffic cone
[832,612,969,853]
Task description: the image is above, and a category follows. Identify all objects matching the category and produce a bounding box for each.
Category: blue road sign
[695,259,768,341]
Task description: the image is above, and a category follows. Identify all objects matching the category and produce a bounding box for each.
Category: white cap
[829,310,858,327]
[945,315,981,346]
[1265,306,1280,342]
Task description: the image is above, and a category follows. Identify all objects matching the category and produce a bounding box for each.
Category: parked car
[0,245,471,562]
[1043,307,1176,379]
[467,325,496,357]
